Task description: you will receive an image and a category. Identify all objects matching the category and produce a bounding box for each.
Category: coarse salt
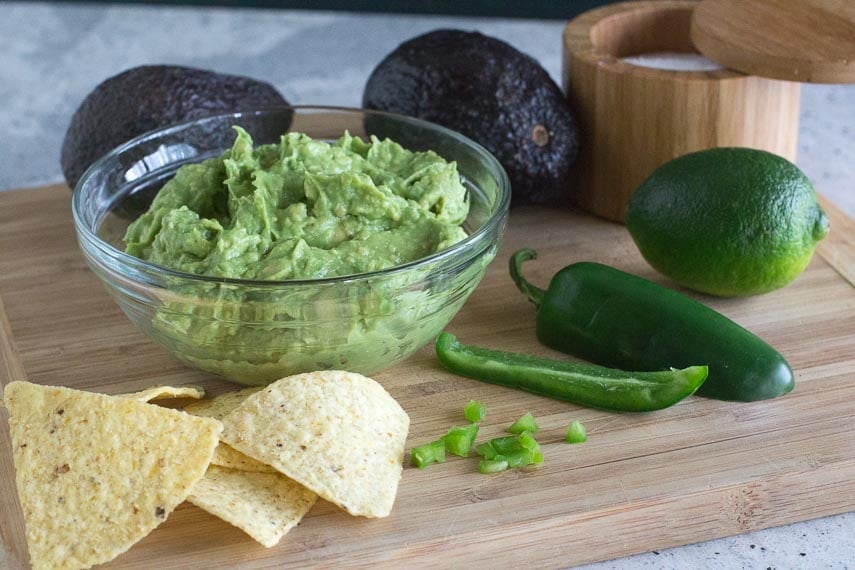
[623,51,725,71]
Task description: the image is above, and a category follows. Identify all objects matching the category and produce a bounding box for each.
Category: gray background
[1,2,853,568]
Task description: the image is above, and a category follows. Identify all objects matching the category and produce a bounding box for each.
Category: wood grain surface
[1,185,854,568]
[692,0,855,83]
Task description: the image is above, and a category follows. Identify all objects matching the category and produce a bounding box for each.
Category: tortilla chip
[183,387,261,421]
[182,388,273,473]
[122,384,206,403]
[3,381,222,570]
[187,466,317,547]
[221,371,409,518]
[212,442,277,473]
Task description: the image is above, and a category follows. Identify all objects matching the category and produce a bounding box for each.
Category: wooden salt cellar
[562,0,855,223]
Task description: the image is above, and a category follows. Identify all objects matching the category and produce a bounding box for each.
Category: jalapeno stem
[509,248,546,308]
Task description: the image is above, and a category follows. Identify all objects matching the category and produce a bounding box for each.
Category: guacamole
[125,127,469,279]
[123,128,481,384]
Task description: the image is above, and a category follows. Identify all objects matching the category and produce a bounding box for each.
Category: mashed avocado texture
[125,127,469,279]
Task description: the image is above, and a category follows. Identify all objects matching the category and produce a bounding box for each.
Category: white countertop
[1,3,853,568]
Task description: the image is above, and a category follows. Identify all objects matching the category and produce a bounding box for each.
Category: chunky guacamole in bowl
[72,107,510,384]
[125,127,470,280]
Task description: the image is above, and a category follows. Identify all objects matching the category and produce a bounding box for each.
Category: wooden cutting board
[1,185,854,569]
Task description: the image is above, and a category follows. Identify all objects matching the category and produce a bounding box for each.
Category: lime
[625,148,829,297]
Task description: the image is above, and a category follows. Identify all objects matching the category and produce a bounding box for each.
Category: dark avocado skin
[363,30,580,207]
[61,65,289,190]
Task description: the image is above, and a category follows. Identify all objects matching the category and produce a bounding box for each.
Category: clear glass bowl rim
[71,105,511,288]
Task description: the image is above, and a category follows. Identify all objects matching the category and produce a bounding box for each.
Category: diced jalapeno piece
[475,441,497,459]
[518,431,541,453]
[489,435,524,455]
[508,412,539,434]
[442,423,479,457]
[504,449,534,468]
[464,400,487,423]
[410,439,446,468]
[565,420,587,444]
[479,458,509,474]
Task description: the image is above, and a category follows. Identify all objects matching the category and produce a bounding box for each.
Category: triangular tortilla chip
[183,387,272,472]
[210,442,277,473]
[187,466,317,547]
[3,381,222,570]
[183,386,261,420]
[221,371,409,518]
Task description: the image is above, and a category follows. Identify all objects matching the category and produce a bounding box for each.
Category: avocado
[61,65,289,190]
[363,30,580,207]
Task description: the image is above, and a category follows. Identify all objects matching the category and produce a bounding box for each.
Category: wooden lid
[691,0,855,83]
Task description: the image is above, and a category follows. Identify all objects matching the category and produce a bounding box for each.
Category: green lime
[625,147,829,297]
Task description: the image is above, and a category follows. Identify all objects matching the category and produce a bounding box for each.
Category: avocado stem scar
[531,124,550,147]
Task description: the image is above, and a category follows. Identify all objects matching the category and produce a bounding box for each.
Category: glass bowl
[72,106,510,385]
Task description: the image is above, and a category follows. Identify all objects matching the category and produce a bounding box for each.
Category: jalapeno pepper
[435,332,708,412]
[509,248,794,402]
